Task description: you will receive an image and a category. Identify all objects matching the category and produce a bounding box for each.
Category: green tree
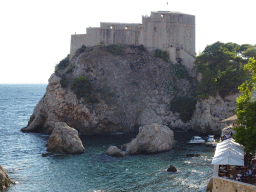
[234,58,256,156]
[238,44,253,53]
[243,47,256,58]
[195,41,246,98]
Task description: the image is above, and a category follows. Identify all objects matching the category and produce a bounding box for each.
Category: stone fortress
[70,11,195,69]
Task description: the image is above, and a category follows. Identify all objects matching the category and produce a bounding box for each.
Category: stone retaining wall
[213,176,256,192]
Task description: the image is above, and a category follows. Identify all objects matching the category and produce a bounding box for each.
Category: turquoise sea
[0,84,214,192]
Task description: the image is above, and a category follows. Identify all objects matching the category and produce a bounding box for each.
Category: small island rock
[47,122,85,154]
[106,146,126,157]
[0,165,14,190]
[125,123,176,154]
[167,165,177,172]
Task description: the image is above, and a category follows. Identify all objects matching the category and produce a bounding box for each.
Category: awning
[221,115,237,122]
[212,138,244,166]
[212,156,244,166]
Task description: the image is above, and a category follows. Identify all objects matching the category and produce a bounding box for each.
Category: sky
[0,0,255,84]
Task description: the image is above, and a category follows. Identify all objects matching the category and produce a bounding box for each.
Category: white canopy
[212,156,244,166]
[212,138,244,166]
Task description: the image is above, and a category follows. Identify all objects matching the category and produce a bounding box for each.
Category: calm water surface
[0,84,214,192]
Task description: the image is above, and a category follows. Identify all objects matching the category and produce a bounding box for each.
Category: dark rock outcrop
[0,165,14,190]
[46,122,85,154]
[167,165,177,172]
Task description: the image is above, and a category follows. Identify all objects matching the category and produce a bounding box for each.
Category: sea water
[0,84,214,192]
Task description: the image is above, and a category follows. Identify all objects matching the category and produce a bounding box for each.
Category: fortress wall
[179,48,196,77]
[86,28,101,46]
[69,11,195,64]
[100,29,140,46]
[100,22,141,30]
[70,34,87,60]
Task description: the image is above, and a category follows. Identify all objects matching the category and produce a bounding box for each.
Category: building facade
[70,11,195,65]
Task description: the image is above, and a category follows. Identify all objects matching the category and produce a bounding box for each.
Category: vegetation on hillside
[71,76,96,103]
[195,41,255,99]
[99,79,115,104]
[170,96,197,122]
[154,49,169,62]
[55,55,69,75]
[234,58,256,156]
[106,44,122,55]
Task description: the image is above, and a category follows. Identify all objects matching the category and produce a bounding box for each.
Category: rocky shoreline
[0,165,14,190]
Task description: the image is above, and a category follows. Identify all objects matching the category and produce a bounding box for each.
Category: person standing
[247,167,253,183]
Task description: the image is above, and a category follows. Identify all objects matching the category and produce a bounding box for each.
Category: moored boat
[188,136,205,144]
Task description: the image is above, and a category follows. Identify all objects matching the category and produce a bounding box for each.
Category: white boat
[188,136,205,144]
[206,135,215,142]
[205,135,217,146]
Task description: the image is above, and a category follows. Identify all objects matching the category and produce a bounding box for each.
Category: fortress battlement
[70,11,195,65]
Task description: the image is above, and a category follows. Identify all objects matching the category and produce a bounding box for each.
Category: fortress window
[161,14,163,18]
[110,26,115,29]
[125,26,129,30]
[154,27,157,32]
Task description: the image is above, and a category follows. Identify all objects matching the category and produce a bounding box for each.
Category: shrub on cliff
[106,44,122,55]
[71,76,95,102]
[154,49,168,62]
[78,45,86,53]
[55,55,69,75]
[99,79,115,104]
[170,96,197,122]
[172,63,188,79]
[60,74,68,88]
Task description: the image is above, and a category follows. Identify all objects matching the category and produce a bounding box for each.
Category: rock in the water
[167,165,177,172]
[47,122,85,154]
[0,165,14,190]
[186,153,200,157]
[125,123,175,154]
[106,146,126,157]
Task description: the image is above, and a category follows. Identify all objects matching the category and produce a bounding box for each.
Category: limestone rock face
[106,123,175,156]
[125,123,175,154]
[21,46,196,135]
[47,122,85,154]
[0,165,14,190]
[190,93,240,135]
[106,146,126,157]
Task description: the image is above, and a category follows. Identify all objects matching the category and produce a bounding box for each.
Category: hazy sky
[0,0,255,84]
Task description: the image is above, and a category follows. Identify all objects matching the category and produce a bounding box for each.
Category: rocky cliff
[190,93,240,134]
[21,45,238,135]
